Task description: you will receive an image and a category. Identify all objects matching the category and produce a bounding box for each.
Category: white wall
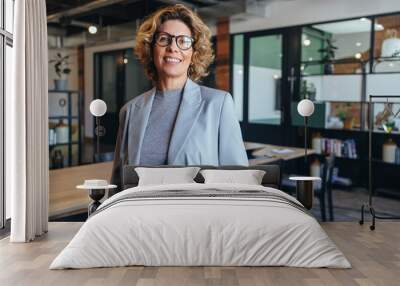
[367,74,400,100]
[84,40,135,138]
[231,0,400,33]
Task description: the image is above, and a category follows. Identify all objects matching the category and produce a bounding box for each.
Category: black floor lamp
[359,94,400,230]
[297,99,315,166]
[89,99,107,161]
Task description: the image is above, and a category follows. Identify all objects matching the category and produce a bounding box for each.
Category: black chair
[281,154,336,221]
[315,154,336,221]
[94,152,114,163]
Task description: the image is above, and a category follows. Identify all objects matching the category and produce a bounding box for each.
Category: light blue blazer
[111,79,248,188]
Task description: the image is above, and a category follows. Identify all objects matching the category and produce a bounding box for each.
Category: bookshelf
[48,90,82,169]
[306,126,400,196]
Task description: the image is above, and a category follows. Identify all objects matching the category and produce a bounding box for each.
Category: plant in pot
[318,38,338,74]
[49,53,71,91]
[336,103,354,129]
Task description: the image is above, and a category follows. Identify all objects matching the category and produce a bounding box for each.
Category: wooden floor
[0,222,399,286]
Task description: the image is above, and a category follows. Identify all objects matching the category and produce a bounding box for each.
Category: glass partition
[298,18,376,130]
[303,75,362,102]
[124,49,152,103]
[232,34,244,121]
[248,34,282,125]
[302,18,372,76]
[94,49,151,149]
[373,14,400,72]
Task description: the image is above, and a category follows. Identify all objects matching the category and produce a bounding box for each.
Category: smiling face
[153,20,193,84]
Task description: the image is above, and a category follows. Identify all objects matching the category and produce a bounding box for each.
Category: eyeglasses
[153,32,194,51]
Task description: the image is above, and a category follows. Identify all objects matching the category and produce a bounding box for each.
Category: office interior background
[1,0,400,227]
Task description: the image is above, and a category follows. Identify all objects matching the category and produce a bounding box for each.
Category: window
[1,0,14,229]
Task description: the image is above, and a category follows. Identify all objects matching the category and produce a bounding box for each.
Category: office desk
[245,142,315,165]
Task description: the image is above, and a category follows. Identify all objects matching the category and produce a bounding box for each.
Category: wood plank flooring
[1,222,399,286]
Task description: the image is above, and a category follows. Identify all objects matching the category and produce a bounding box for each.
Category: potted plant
[336,103,354,129]
[318,38,338,74]
[49,53,71,90]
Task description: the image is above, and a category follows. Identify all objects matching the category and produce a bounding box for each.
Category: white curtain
[7,0,49,242]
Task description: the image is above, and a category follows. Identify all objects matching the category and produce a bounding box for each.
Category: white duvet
[50,183,351,269]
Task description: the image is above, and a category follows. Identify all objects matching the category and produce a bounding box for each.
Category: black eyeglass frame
[153,31,195,51]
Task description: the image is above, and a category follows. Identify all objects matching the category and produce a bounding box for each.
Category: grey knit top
[139,88,183,165]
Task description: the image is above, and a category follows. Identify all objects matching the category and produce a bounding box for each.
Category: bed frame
[122,165,281,190]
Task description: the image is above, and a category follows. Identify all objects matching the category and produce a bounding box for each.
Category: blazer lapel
[168,79,204,164]
[127,88,156,164]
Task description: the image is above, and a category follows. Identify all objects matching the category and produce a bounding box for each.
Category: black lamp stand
[94,117,106,162]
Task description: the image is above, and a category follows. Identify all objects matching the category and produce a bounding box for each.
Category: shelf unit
[297,51,400,193]
[307,126,400,194]
[48,90,82,168]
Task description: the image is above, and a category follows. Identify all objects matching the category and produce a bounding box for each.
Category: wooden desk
[49,161,113,218]
[248,143,315,166]
[244,141,269,151]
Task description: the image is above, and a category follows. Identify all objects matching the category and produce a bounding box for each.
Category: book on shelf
[314,137,358,159]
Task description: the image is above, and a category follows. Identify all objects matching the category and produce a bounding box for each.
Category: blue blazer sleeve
[218,93,249,166]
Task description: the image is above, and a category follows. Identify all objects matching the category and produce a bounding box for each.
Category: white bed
[50,183,351,269]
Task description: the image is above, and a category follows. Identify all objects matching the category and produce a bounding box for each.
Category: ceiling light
[123,57,128,64]
[88,25,98,34]
[303,39,311,46]
[273,74,280,79]
[356,42,362,47]
[308,57,313,61]
[389,62,394,67]
[376,24,384,31]
[355,53,362,59]
[360,17,368,21]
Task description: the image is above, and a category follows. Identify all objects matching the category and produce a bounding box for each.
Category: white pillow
[200,169,266,185]
[135,167,200,186]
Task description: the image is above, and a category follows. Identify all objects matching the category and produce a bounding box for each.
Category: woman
[111,4,248,190]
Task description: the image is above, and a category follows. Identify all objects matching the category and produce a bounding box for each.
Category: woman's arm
[218,93,249,166]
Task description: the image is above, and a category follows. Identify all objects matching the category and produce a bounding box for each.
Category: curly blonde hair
[134,4,214,83]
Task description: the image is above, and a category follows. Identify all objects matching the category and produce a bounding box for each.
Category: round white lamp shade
[90,99,107,117]
[297,99,315,117]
